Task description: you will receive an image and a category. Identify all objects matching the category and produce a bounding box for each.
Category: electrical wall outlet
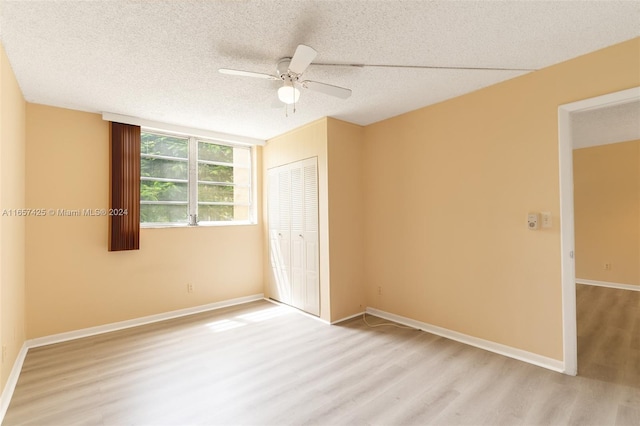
[377,286,382,296]
[604,263,611,271]
[187,283,194,293]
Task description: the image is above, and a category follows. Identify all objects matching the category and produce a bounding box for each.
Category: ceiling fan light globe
[278,85,301,105]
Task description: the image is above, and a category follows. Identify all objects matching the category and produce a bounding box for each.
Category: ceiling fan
[219,44,352,106]
[219,44,538,108]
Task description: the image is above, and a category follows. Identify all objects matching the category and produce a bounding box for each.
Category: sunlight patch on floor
[205,319,245,333]
[235,307,290,322]
[205,305,291,332]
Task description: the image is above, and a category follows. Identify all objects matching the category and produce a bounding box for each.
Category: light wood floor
[3,285,639,425]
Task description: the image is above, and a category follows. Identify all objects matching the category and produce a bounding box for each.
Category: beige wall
[0,44,27,390]
[574,140,640,286]
[262,118,331,321]
[363,38,640,360]
[327,118,365,322]
[25,104,264,338]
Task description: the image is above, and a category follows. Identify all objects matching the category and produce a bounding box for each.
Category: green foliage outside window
[140,132,249,224]
[198,141,233,163]
[140,133,188,223]
[197,142,235,221]
[140,204,188,223]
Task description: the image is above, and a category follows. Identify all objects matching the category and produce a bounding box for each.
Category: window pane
[141,133,188,158]
[198,204,235,222]
[141,181,188,202]
[232,205,250,221]
[233,186,251,204]
[141,158,188,180]
[198,163,234,183]
[232,147,251,167]
[140,204,188,223]
[198,185,250,204]
[198,141,233,163]
[198,184,234,203]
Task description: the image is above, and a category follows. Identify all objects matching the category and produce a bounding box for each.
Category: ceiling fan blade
[288,45,317,75]
[310,63,535,72]
[302,80,352,99]
[218,69,280,80]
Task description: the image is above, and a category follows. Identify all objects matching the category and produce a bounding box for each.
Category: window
[140,130,253,226]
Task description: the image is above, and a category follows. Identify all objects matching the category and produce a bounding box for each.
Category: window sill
[141,220,257,229]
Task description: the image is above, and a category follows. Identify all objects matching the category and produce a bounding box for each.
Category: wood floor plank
[3,287,640,425]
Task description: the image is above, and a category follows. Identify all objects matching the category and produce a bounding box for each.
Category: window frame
[140,129,254,228]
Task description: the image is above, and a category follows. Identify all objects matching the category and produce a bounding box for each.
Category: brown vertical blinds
[109,122,141,251]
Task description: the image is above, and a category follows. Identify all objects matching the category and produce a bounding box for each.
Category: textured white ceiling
[572,100,640,149]
[1,0,639,140]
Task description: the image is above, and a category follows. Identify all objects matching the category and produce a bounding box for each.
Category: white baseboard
[263,298,331,324]
[331,311,365,324]
[27,294,264,349]
[366,307,565,374]
[576,279,640,292]
[263,298,364,325]
[0,342,28,423]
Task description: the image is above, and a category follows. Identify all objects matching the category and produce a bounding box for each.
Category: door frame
[558,86,640,376]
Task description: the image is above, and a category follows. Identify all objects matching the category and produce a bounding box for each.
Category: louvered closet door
[267,169,279,300]
[301,159,319,315]
[277,168,292,304]
[267,167,292,305]
[267,157,319,316]
[290,166,305,310]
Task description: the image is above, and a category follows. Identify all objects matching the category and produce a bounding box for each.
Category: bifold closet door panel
[267,157,319,316]
[290,166,305,311]
[302,160,320,316]
[267,168,291,305]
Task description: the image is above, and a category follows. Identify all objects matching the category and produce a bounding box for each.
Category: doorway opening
[558,86,640,375]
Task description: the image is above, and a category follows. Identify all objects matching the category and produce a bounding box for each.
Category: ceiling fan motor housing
[277,58,296,81]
